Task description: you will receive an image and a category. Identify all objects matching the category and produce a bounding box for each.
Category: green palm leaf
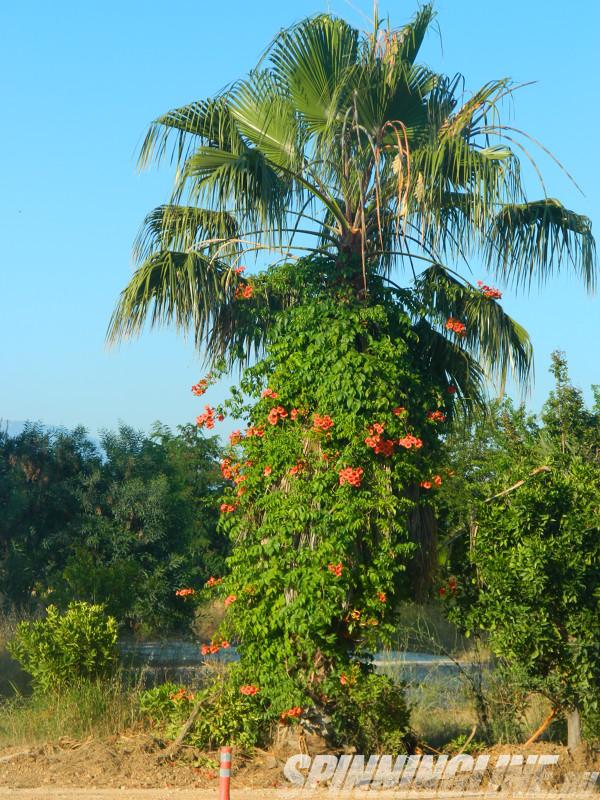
[394,4,435,65]
[133,206,239,262]
[412,317,487,408]
[107,251,226,348]
[417,264,533,392]
[138,97,245,170]
[179,147,292,232]
[485,199,596,291]
[268,15,359,136]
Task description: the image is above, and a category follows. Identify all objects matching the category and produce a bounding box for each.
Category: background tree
[63,423,228,633]
[0,423,227,635]
[0,424,98,605]
[439,356,600,748]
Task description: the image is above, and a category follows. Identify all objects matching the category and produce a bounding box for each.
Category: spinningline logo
[283,753,600,795]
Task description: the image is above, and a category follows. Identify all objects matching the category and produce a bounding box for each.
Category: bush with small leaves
[7,602,118,693]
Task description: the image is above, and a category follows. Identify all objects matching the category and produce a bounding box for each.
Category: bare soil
[1,736,599,799]
[0,734,286,791]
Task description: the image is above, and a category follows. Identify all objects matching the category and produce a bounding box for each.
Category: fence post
[219,746,232,799]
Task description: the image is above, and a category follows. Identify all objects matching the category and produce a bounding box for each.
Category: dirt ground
[0,791,310,800]
[1,737,598,799]
[0,734,287,791]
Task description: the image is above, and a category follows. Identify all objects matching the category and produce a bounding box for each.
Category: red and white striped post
[219,746,232,800]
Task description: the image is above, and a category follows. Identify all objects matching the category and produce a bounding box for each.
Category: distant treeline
[0,422,227,635]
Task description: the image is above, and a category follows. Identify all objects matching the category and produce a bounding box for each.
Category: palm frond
[442,79,512,138]
[138,96,245,170]
[417,264,533,392]
[412,317,487,409]
[268,15,359,136]
[485,199,597,291]
[406,136,517,255]
[178,146,293,234]
[133,206,239,262]
[107,250,226,347]
[228,72,306,172]
[393,3,435,65]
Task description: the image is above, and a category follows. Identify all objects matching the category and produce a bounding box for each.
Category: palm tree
[108,5,595,400]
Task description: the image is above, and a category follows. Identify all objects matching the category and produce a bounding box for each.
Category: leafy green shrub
[139,681,185,724]
[328,668,411,752]
[443,733,485,755]
[140,668,270,751]
[7,602,118,693]
[583,706,600,746]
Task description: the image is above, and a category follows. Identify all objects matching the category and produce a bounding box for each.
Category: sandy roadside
[0,790,314,800]
[2,790,590,800]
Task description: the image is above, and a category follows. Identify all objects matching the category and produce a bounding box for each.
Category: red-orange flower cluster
[446,318,467,336]
[392,406,406,416]
[245,425,265,438]
[421,475,442,490]
[224,594,236,607]
[281,706,303,721]
[477,280,502,299]
[191,379,208,396]
[196,405,215,429]
[365,423,395,457]
[339,466,364,487]
[377,592,387,603]
[170,688,195,701]
[427,411,446,423]
[289,461,305,476]
[205,576,223,588]
[201,640,231,656]
[220,503,237,513]
[267,406,288,425]
[239,685,260,696]
[327,562,343,577]
[313,414,334,432]
[229,430,243,446]
[397,434,423,449]
[175,588,195,597]
[234,266,245,275]
[234,283,254,300]
[263,466,272,476]
[221,458,241,480]
[261,388,278,399]
[376,438,395,457]
[438,577,458,598]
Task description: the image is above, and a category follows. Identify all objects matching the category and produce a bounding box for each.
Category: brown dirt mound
[0,735,285,791]
[1,735,599,794]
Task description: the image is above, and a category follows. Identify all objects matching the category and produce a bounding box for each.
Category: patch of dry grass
[0,676,145,748]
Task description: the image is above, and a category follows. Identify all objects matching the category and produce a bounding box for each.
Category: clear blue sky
[1,0,598,436]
